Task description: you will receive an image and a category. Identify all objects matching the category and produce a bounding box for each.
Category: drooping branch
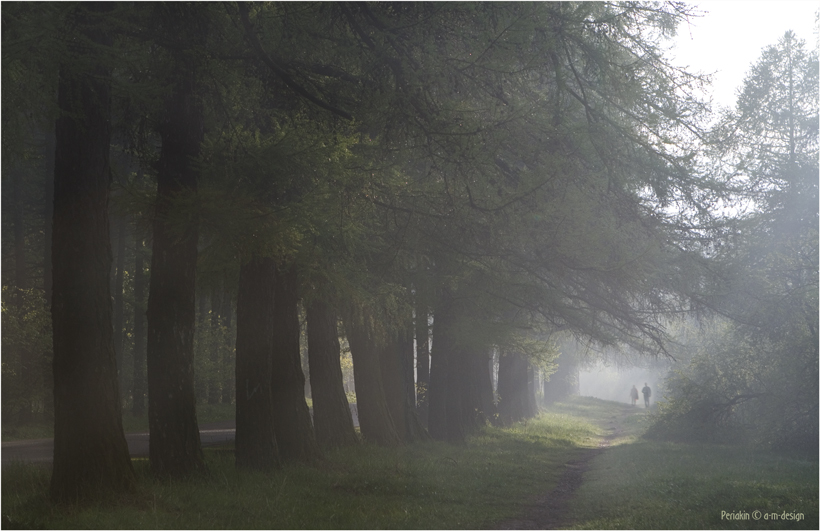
[238,2,353,121]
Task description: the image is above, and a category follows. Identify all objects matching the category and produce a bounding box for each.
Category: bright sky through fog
[670,1,818,109]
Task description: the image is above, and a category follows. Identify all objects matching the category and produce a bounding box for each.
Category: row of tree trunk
[47,3,556,502]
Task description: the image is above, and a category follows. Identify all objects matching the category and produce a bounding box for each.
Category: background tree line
[2,1,814,503]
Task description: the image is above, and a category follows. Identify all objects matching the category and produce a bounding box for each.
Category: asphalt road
[1,420,236,467]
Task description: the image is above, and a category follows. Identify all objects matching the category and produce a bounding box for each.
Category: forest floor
[2,398,816,529]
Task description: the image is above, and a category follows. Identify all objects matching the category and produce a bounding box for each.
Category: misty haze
[2,2,817,529]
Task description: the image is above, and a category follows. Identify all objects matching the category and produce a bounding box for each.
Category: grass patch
[2,398,605,529]
[567,431,819,529]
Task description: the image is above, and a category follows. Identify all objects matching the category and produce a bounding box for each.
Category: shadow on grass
[2,404,603,530]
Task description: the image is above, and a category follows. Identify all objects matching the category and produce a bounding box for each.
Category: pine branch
[237,2,353,121]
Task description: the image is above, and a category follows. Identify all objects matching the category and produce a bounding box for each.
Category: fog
[579,362,670,405]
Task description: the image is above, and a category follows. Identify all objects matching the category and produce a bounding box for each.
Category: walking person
[630,385,639,406]
[641,383,651,408]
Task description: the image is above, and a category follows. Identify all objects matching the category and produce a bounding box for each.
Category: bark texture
[146,18,206,475]
[344,310,401,446]
[111,216,126,381]
[270,264,320,462]
[208,288,222,405]
[306,297,358,449]
[132,234,146,416]
[221,294,235,405]
[13,166,33,424]
[50,4,135,500]
[235,256,279,470]
[427,289,453,441]
[414,296,430,426]
[497,350,531,426]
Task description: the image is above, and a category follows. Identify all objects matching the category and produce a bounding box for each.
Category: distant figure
[630,385,639,406]
[642,383,651,408]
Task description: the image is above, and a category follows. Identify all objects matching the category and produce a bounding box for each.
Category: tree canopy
[2,1,816,499]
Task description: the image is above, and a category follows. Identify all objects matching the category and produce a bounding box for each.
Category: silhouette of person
[630,385,639,406]
[642,383,651,408]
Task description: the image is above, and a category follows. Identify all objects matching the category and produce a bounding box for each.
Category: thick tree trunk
[344,309,401,446]
[445,343,468,444]
[13,167,33,425]
[42,128,56,421]
[415,296,430,426]
[208,287,222,405]
[111,216,126,386]
[306,296,358,449]
[525,364,538,418]
[270,264,319,462]
[132,234,146,416]
[146,43,206,476]
[221,293,235,404]
[195,292,208,403]
[380,330,407,441]
[380,326,427,442]
[50,5,136,500]
[234,256,279,470]
[427,289,454,441]
[475,348,498,426]
[497,350,529,426]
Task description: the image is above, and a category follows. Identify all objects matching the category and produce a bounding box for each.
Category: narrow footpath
[493,404,642,530]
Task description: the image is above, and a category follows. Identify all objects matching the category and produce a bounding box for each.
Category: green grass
[2,398,606,529]
[566,426,819,529]
[5,397,815,529]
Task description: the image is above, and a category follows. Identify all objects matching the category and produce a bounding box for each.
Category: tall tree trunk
[195,292,208,404]
[146,30,206,476]
[208,286,222,405]
[398,307,417,420]
[380,330,408,441]
[497,350,529,426]
[132,234,146,416]
[221,292,235,405]
[50,4,135,500]
[13,166,32,425]
[414,294,430,427]
[344,309,401,447]
[427,288,453,441]
[306,296,358,449]
[270,264,319,462]
[42,127,56,421]
[235,256,279,470]
[444,343,467,444]
[475,347,498,426]
[525,364,538,418]
[111,215,126,387]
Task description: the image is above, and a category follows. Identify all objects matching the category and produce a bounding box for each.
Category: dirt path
[492,406,638,530]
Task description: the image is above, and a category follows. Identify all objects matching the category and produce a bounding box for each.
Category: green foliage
[0,287,51,421]
[646,317,818,453]
[650,31,819,454]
